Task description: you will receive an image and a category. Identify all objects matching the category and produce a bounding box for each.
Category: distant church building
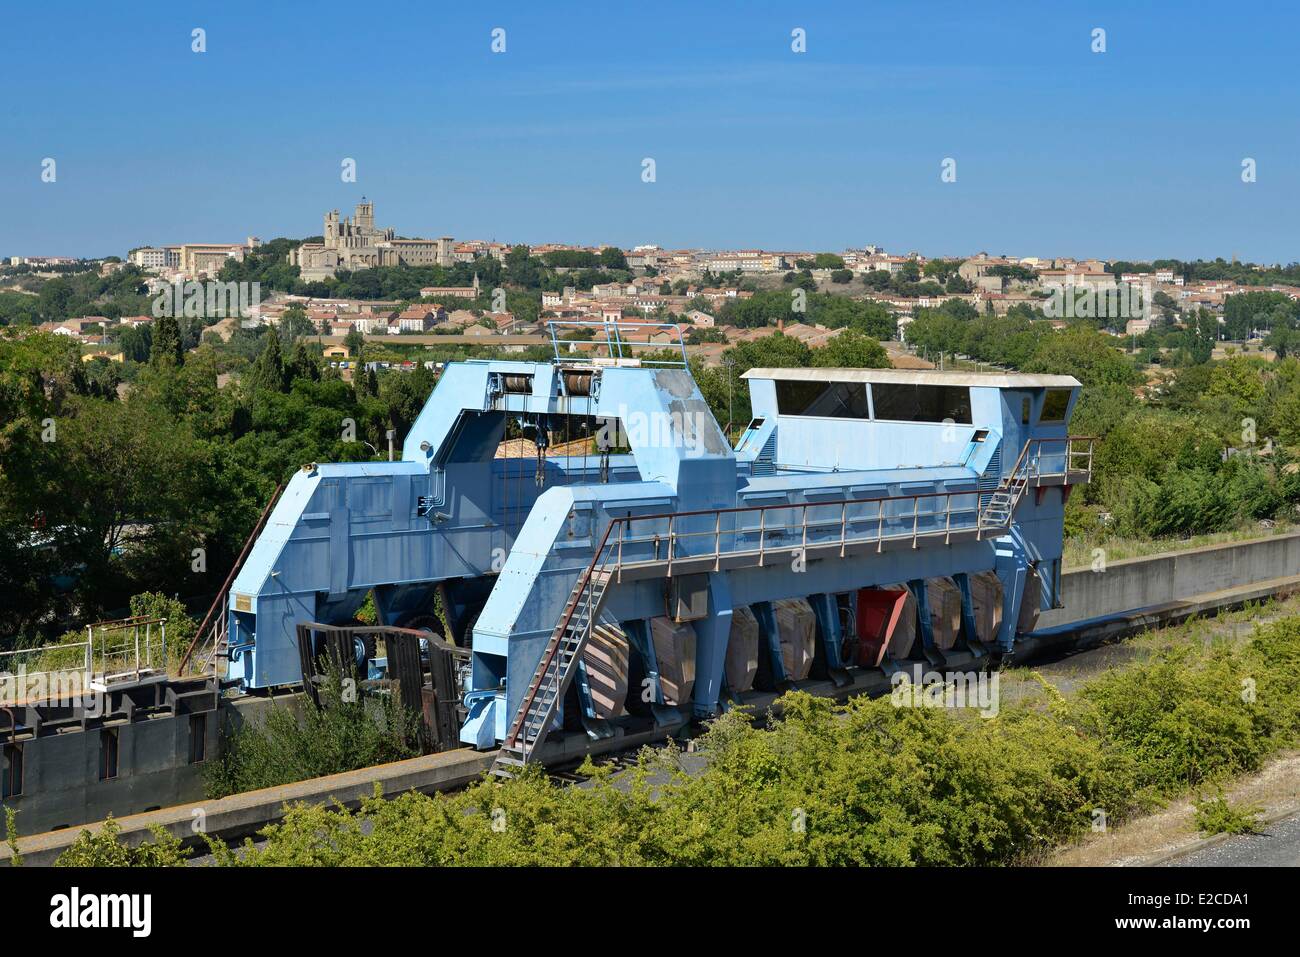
[289,200,454,281]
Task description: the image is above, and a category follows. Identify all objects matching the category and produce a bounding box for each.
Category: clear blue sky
[3,1,1297,262]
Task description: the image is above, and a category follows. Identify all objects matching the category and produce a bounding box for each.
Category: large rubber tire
[354,634,377,674]
[461,609,481,647]
[400,613,445,640]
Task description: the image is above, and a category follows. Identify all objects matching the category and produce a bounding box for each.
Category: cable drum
[502,374,533,394]
[563,370,594,397]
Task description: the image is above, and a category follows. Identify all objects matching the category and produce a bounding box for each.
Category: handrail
[504,517,620,748]
[978,435,1095,526]
[606,487,982,526]
[178,483,283,674]
[1023,435,1095,482]
[1005,435,1036,482]
[546,319,689,368]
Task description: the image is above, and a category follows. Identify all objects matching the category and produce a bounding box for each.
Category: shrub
[128,591,197,666]
[1193,794,1262,837]
[1073,645,1267,795]
[1242,617,1300,745]
[55,818,188,867]
[5,808,21,866]
[204,664,420,798]
[68,614,1300,868]
[216,695,1136,867]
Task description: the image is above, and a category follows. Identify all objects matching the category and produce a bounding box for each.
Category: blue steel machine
[220,322,1092,770]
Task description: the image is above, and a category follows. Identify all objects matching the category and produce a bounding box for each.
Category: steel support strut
[691,574,733,718]
[952,572,985,657]
[908,579,945,666]
[807,592,852,687]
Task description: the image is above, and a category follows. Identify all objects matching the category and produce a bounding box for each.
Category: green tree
[278,304,316,344]
[343,327,365,356]
[150,314,184,368]
[599,247,628,270]
[248,331,288,394]
[1025,326,1138,389]
[812,329,889,368]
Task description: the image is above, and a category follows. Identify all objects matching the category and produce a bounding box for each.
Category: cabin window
[870,384,972,424]
[1021,397,1031,424]
[1040,388,1071,423]
[1,744,22,798]
[99,728,119,781]
[775,380,870,419]
[189,714,207,765]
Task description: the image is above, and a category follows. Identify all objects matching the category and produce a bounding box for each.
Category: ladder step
[501,562,615,767]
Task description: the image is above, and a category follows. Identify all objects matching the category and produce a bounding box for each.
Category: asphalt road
[1170,811,1300,867]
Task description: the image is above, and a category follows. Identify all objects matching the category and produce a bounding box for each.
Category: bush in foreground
[55,617,1300,866]
[203,666,421,798]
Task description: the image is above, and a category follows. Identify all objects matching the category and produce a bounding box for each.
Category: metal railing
[978,435,1096,524]
[1012,435,1096,483]
[87,616,169,687]
[594,433,1094,581]
[596,437,1095,583]
[0,616,168,706]
[604,489,991,582]
[547,319,689,367]
[0,640,92,691]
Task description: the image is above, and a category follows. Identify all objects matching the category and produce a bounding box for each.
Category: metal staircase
[979,472,1030,528]
[977,435,1095,530]
[979,439,1040,530]
[490,565,615,777]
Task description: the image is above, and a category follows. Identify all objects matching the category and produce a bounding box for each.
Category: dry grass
[1048,751,1300,866]
[1063,522,1295,570]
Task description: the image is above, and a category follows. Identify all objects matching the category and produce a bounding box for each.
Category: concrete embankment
[3,748,494,867]
[1040,531,1300,629]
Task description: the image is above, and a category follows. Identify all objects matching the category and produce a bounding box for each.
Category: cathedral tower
[355,199,374,231]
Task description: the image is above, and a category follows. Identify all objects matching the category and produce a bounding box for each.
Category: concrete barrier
[1040,531,1300,628]
[2,747,494,867]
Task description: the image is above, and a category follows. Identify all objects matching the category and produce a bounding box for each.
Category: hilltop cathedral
[288,200,454,280]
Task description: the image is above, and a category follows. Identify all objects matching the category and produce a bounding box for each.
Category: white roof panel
[741,367,1081,389]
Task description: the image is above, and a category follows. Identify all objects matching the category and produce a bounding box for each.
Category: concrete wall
[3,747,495,867]
[0,693,296,840]
[1040,531,1300,628]
[3,713,212,837]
